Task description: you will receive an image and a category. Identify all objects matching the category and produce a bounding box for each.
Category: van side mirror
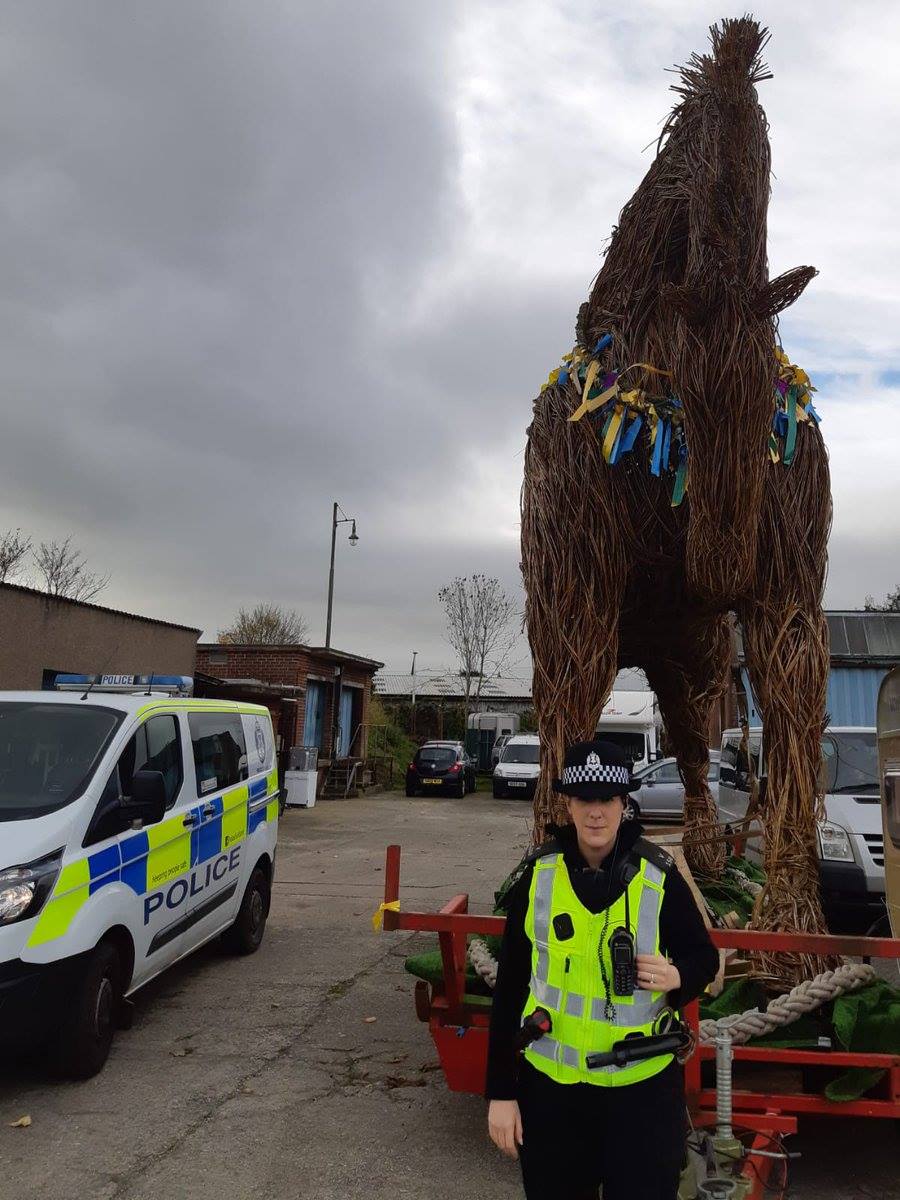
[126,770,168,826]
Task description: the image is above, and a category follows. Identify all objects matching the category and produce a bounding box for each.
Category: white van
[493,733,540,799]
[0,677,279,1077]
[718,726,883,926]
[595,690,661,771]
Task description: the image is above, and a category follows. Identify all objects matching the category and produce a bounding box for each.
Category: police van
[0,676,280,1078]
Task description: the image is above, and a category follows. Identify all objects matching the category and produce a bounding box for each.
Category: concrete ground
[0,792,896,1200]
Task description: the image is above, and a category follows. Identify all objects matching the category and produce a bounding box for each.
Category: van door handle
[201,803,216,819]
[183,813,198,827]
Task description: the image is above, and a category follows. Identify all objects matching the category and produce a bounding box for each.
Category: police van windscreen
[0,703,122,820]
[822,731,878,794]
[501,742,540,764]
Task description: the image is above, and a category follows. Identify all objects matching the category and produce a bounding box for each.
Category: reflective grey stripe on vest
[590,992,666,1025]
[530,975,585,1018]
[531,854,559,987]
[636,861,665,955]
[527,1035,580,1070]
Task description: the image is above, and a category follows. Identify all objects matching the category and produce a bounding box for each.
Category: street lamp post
[325,501,358,649]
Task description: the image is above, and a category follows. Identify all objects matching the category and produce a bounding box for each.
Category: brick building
[195,643,383,765]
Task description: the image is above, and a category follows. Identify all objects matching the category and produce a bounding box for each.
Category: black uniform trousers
[516,1057,685,1199]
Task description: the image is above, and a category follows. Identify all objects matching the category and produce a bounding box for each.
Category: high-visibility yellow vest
[522,846,672,1087]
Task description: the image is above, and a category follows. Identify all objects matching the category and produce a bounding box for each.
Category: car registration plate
[509,781,527,788]
[423,778,442,785]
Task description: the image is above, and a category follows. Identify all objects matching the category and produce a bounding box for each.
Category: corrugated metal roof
[826,612,900,661]
[374,672,533,700]
[374,667,650,702]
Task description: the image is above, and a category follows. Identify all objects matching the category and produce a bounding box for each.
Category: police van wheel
[222,867,270,955]
[57,941,123,1079]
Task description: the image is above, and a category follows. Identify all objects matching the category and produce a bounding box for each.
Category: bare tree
[219,603,310,645]
[33,538,109,602]
[0,529,31,584]
[438,575,517,724]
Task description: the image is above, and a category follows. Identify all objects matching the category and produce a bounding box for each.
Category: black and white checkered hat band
[561,764,631,786]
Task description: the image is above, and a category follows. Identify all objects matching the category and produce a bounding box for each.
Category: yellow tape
[372,900,400,932]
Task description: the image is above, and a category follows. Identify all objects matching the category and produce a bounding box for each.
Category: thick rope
[698,962,875,1045]
[468,938,498,989]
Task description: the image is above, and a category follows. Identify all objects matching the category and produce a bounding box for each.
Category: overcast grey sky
[1,1,898,675]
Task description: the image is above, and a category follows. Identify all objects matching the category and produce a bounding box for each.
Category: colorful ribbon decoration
[540,335,821,502]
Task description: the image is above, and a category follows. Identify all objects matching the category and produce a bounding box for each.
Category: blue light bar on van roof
[53,674,194,696]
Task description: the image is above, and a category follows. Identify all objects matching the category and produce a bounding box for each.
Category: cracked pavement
[0,793,897,1199]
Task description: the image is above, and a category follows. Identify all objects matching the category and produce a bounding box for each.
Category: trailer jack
[678,1031,795,1200]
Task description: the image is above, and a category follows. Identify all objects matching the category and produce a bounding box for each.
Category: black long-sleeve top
[485,820,718,1100]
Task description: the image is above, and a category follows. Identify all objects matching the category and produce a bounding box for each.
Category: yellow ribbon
[569,381,619,423]
[619,361,672,380]
[372,900,400,932]
[581,359,600,402]
[540,367,560,392]
[602,405,625,461]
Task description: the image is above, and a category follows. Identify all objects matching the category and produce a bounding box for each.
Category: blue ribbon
[660,420,672,471]
[594,333,613,354]
[558,367,569,386]
[650,421,665,476]
[618,413,643,455]
[784,385,799,465]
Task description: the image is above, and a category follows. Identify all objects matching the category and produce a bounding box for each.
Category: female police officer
[486,739,718,1199]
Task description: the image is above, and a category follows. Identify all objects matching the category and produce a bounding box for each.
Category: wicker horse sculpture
[521,19,832,978]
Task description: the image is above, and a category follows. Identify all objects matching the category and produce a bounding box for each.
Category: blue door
[337,687,354,758]
[303,681,326,749]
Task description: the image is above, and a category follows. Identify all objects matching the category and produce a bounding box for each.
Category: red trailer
[380,844,900,1197]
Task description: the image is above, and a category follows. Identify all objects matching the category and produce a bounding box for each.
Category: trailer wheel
[55,940,123,1079]
[222,866,270,955]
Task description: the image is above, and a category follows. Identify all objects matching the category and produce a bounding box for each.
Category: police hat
[551,739,640,800]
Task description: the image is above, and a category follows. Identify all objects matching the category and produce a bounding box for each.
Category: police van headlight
[0,852,62,926]
[817,822,854,863]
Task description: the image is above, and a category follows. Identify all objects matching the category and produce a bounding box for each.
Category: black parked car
[406,742,476,797]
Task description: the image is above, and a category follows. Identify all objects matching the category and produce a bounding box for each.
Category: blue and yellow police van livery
[0,677,280,1077]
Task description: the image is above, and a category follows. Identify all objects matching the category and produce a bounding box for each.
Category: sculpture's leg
[740,599,834,985]
[524,535,623,841]
[521,392,625,842]
[738,432,834,986]
[643,614,731,879]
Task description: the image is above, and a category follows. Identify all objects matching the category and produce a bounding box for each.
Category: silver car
[631,754,720,822]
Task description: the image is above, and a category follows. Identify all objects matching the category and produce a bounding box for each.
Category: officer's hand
[488,1099,523,1159]
[636,953,680,992]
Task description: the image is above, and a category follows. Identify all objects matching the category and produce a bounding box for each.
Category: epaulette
[525,838,563,865]
[632,836,675,875]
